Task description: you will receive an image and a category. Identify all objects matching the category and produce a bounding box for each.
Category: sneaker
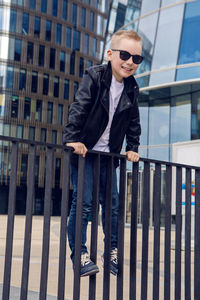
[101,248,118,276]
[79,253,99,277]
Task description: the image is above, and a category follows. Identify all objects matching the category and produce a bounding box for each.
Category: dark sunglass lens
[133,55,143,64]
[120,50,131,61]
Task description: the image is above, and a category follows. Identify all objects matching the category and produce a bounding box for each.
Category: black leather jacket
[63,62,141,155]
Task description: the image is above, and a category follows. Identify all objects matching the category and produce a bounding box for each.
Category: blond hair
[111,30,142,48]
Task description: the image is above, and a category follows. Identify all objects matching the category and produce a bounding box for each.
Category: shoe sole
[101,256,118,276]
[81,268,99,277]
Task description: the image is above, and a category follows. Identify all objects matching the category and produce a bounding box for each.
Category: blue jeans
[68,155,119,262]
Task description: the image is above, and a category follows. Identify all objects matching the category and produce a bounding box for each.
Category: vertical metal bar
[103,156,113,300]
[185,168,191,300]
[129,162,139,300]
[164,165,172,300]
[57,150,71,300]
[116,157,126,300]
[2,142,18,300]
[141,161,150,300]
[153,163,161,300]
[194,169,200,300]
[39,147,54,300]
[20,144,36,300]
[175,167,182,300]
[73,155,85,300]
[89,154,100,300]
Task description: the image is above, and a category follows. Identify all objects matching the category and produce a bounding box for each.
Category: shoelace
[81,253,91,266]
[110,248,118,264]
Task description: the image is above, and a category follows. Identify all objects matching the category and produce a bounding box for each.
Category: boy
[63,30,142,277]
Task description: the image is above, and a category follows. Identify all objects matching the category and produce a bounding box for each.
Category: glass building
[104,0,200,224]
[0,0,109,214]
[104,0,200,161]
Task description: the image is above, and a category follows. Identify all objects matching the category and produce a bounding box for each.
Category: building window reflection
[52,130,57,144]
[10,9,17,33]
[39,45,45,66]
[50,48,56,69]
[84,34,89,54]
[30,0,36,9]
[29,126,35,141]
[66,27,72,48]
[64,79,69,100]
[36,99,42,122]
[56,24,62,45]
[27,41,34,64]
[43,73,49,95]
[41,0,47,13]
[81,7,86,27]
[22,13,29,35]
[47,102,53,123]
[53,76,59,98]
[79,57,84,78]
[52,0,58,17]
[11,96,18,118]
[45,20,52,41]
[90,11,94,31]
[73,30,80,50]
[19,69,26,90]
[34,16,40,38]
[60,51,65,72]
[31,71,38,93]
[14,39,21,61]
[72,3,77,25]
[24,97,31,120]
[63,0,68,20]
[58,104,63,125]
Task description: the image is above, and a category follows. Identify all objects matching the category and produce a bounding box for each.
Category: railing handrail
[0,134,200,170]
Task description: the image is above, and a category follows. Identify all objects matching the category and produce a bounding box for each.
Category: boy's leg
[67,155,99,276]
[99,158,119,275]
[68,156,94,261]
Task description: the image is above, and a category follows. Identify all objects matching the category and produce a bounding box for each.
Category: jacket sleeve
[125,98,141,153]
[62,69,97,144]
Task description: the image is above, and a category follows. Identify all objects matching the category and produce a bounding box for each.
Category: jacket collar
[101,61,139,95]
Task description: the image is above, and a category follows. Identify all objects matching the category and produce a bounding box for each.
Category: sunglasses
[111,49,144,64]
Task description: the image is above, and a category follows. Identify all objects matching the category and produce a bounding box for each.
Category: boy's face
[107,37,142,82]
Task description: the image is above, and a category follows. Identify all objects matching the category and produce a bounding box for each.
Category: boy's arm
[63,69,97,145]
[124,100,141,162]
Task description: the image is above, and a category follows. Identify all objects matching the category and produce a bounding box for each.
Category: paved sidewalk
[0,215,193,299]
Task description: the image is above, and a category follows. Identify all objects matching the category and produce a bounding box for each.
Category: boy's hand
[66,142,88,157]
[122,151,139,162]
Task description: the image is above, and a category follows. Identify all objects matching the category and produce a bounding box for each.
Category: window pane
[39,45,45,66]
[34,16,40,37]
[11,95,18,118]
[53,76,59,97]
[36,99,42,121]
[60,51,65,72]
[72,3,77,25]
[6,66,14,89]
[170,95,191,143]
[79,57,84,77]
[58,104,63,125]
[73,30,80,50]
[56,24,62,44]
[10,9,17,33]
[90,11,94,31]
[31,71,38,93]
[14,39,21,61]
[43,73,49,95]
[63,0,68,20]
[50,48,55,69]
[52,130,57,144]
[52,0,58,17]
[70,51,75,75]
[22,13,29,35]
[29,126,35,140]
[45,20,51,41]
[24,97,31,120]
[74,81,79,96]
[84,34,89,54]
[64,79,69,100]
[81,7,86,27]
[192,90,200,139]
[47,102,53,123]
[66,27,72,48]
[17,125,23,138]
[30,0,36,9]
[41,0,47,12]
[40,128,46,142]
[19,69,26,90]
[27,41,33,63]
[92,38,97,57]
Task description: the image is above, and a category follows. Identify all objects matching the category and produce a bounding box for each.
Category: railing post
[141,161,150,300]
[73,155,85,300]
[89,154,100,300]
[20,144,36,300]
[185,168,191,300]
[153,163,161,300]
[116,157,126,300]
[174,166,182,300]
[129,161,139,300]
[194,169,200,300]
[39,146,54,300]
[57,149,71,300]
[2,141,18,300]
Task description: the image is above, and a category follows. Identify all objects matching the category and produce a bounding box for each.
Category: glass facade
[0,0,110,215]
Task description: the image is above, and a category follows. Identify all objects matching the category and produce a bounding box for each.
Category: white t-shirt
[92,75,124,152]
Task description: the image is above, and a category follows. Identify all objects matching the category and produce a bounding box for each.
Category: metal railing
[0,135,200,300]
